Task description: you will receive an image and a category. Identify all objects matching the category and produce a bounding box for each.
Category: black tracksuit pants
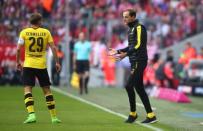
[125,60,153,113]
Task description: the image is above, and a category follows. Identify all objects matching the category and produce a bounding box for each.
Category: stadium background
[0,0,203,131]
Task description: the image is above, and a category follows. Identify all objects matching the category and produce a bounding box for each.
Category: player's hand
[55,62,61,73]
[16,62,22,71]
[115,52,127,61]
[108,48,118,56]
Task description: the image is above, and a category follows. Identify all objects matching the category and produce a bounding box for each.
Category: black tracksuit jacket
[117,19,148,63]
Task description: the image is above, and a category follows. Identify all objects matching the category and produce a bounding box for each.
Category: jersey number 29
[29,37,43,52]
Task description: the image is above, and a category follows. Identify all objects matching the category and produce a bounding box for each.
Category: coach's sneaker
[141,116,157,124]
[23,113,36,124]
[125,115,138,123]
[51,117,61,124]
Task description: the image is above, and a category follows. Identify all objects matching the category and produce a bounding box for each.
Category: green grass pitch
[0,86,202,131]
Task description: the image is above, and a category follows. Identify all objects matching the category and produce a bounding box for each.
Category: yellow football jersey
[18,27,53,69]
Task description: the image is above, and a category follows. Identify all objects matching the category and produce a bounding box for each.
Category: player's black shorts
[22,67,51,87]
[76,60,90,74]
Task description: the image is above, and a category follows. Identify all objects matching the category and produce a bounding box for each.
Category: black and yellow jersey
[117,19,148,63]
[18,27,53,69]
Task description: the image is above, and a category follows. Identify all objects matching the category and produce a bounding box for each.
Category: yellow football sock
[46,94,57,118]
[24,93,35,114]
[147,112,155,118]
[130,112,137,117]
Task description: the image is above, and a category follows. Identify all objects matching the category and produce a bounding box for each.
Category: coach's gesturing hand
[115,52,127,61]
[108,48,118,56]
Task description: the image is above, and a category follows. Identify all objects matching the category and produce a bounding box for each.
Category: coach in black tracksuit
[109,9,157,124]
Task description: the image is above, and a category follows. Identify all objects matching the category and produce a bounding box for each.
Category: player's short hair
[123,9,136,17]
[29,13,42,25]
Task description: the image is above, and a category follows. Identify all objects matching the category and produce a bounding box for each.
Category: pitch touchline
[52,88,162,131]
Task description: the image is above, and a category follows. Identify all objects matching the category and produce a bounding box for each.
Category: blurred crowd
[1,0,203,87]
[0,0,66,85]
[68,0,203,88]
[144,42,203,89]
[1,0,203,47]
[68,0,203,49]
[0,0,66,45]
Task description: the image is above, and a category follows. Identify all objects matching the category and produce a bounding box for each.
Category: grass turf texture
[0,86,202,131]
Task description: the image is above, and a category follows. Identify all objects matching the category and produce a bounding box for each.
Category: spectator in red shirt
[179,42,197,67]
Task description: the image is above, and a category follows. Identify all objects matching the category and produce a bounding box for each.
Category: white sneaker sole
[149,120,158,124]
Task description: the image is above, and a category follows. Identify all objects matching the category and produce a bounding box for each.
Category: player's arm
[16,31,25,71]
[47,30,61,72]
[49,43,61,72]
[16,44,23,71]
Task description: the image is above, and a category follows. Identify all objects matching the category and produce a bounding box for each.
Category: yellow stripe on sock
[24,97,33,103]
[46,100,56,118]
[46,101,55,106]
[147,112,155,118]
[130,112,137,116]
[27,106,34,113]
[24,97,34,113]
[50,109,56,118]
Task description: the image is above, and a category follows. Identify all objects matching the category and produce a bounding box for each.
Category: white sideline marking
[52,88,162,131]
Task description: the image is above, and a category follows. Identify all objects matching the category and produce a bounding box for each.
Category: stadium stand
[1,0,203,90]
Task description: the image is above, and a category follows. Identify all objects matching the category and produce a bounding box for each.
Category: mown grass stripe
[52,87,163,131]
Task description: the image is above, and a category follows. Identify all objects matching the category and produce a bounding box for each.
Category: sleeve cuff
[126,51,131,56]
